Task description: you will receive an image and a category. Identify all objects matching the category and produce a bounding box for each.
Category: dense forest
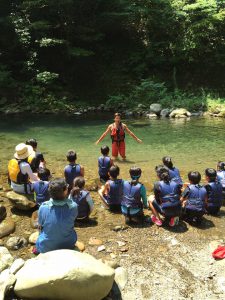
[0,0,225,112]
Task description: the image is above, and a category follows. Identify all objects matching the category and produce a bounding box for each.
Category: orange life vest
[111,123,125,143]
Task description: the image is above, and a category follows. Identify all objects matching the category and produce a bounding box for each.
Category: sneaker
[151,215,162,226]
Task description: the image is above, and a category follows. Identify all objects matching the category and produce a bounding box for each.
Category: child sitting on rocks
[205,168,223,215]
[69,176,94,221]
[64,150,84,192]
[98,165,123,212]
[32,168,51,207]
[181,171,207,225]
[35,178,78,253]
[98,145,113,183]
[149,165,182,227]
[162,156,183,185]
[121,166,148,224]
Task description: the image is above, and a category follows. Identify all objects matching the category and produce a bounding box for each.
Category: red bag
[212,245,225,259]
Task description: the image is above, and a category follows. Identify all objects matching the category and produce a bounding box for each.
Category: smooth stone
[160,108,170,117]
[75,241,85,252]
[0,269,16,300]
[29,232,39,244]
[14,250,115,300]
[0,205,6,222]
[6,236,28,250]
[30,210,38,229]
[98,245,106,252]
[9,258,25,275]
[146,113,158,119]
[0,219,15,238]
[0,247,14,272]
[150,103,162,114]
[114,267,128,291]
[7,191,36,211]
[88,237,103,246]
[117,241,126,247]
[169,108,191,118]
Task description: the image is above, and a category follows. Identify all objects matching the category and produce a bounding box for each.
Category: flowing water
[0,114,225,190]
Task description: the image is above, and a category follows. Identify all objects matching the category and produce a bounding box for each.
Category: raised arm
[124,124,142,143]
[95,125,111,145]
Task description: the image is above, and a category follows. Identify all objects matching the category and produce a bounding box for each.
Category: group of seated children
[7,141,225,254]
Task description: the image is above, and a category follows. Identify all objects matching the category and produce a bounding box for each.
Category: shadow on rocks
[163,220,188,233]
[75,218,98,228]
[10,206,38,217]
[105,281,122,300]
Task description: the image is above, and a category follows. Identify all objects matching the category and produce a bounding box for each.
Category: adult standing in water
[95,113,142,160]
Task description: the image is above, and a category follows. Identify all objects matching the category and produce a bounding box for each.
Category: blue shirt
[36,198,78,253]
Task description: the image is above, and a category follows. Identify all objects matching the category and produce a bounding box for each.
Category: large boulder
[7,191,36,210]
[0,219,15,238]
[0,247,14,272]
[150,103,162,115]
[160,108,171,118]
[14,250,115,300]
[169,108,191,118]
[0,269,16,300]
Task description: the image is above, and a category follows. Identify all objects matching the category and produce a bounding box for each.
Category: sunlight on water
[0,114,225,191]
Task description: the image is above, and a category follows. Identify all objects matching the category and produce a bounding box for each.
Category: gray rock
[125,111,133,117]
[6,191,36,210]
[9,258,25,275]
[0,247,14,272]
[0,219,15,238]
[6,236,28,250]
[114,267,128,291]
[14,250,115,300]
[150,103,162,114]
[0,269,16,300]
[160,108,170,118]
[0,205,6,222]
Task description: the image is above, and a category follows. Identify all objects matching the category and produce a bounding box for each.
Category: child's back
[33,168,51,206]
[184,184,207,212]
[64,150,83,190]
[98,156,111,180]
[107,179,123,205]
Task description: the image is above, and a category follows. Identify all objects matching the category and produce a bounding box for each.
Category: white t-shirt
[11,161,39,194]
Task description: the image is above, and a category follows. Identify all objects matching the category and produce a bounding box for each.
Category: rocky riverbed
[0,173,225,300]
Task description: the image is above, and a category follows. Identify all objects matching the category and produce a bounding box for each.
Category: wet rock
[146,113,158,119]
[88,237,103,246]
[29,232,39,244]
[30,210,39,229]
[160,108,170,118]
[85,179,98,192]
[0,205,6,222]
[150,103,162,115]
[0,219,15,238]
[114,267,128,291]
[7,191,36,211]
[0,269,16,300]
[98,245,106,252]
[0,247,14,272]
[14,250,115,300]
[6,236,28,250]
[9,258,25,275]
[169,108,191,118]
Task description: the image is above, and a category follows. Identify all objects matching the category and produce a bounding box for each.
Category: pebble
[0,205,6,222]
[120,247,129,252]
[113,225,128,232]
[75,241,85,252]
[98,245,106,252]
[88,237,103,246]
[0,219,15,238]
[6,236,28,250]
[28,232,39,244]
[117,241,126,247]
[110,253,117,259]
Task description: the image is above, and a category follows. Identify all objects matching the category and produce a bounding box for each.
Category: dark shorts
[152,200,181,217]
[206,206,221,215]
[102,195,121,212]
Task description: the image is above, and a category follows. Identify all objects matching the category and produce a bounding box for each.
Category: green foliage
[36,71,59,84]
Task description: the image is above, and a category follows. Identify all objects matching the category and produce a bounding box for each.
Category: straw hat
[14,143,34,160]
